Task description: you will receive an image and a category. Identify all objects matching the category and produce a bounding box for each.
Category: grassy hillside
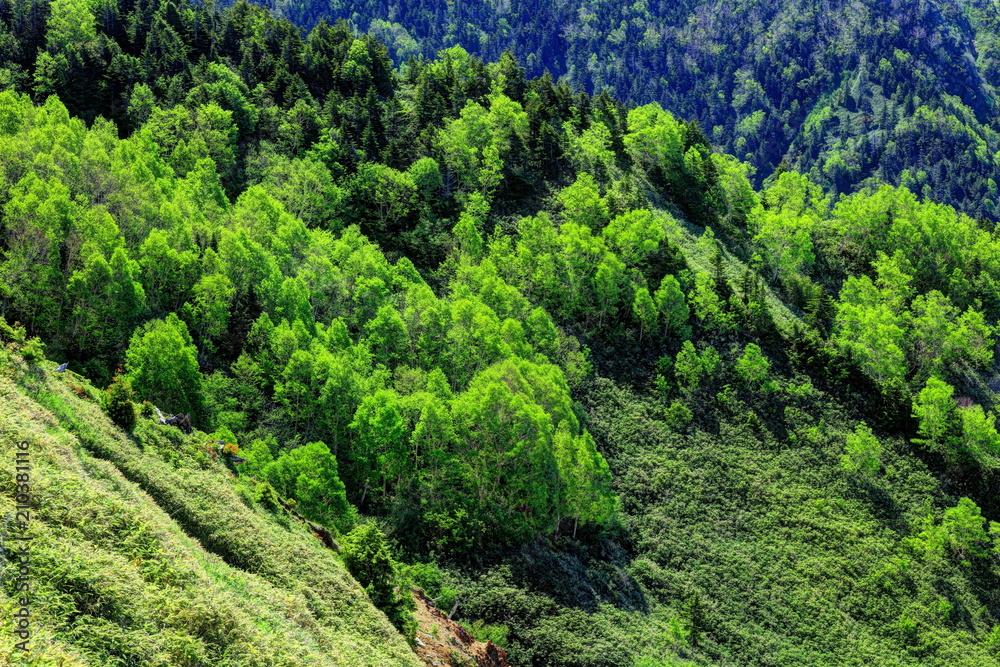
[425,239,1000,667]
[0,323,421,667]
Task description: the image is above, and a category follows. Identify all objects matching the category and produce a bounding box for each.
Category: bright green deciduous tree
[349,389,409,504]
[256,154,340,229]
[690,272,727,329]
[910,291,995,379]
[751,171,827,283]
[138,228,199,317]
[367,163,417,232]
[835,253,913,388]
[553,423,615,537]
[67,247,147,377]
[565,120,616,182]
[602,209,664,266]
[754,210,815,284]
[632,287,658,340]
[146,104,238,181]
[408,156,443,199]
[840,422,881,478]
[264,441,351,529]
[365,304,410,369]
[559,172,608,229]
[674,341,702,391]
[655,275,689,336]
[594,253,625,325]
[454,211,485,261]
[958,405,1000,460]
[125,313,205,421]
[912,377,959,456]
[182,272,235,343]
[734,343,770,386]
[624,103,684,173]
[942,497,989,561]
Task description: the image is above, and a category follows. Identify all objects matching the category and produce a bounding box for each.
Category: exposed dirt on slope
[412,589,510,667]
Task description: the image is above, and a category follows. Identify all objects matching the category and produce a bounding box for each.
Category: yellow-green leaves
[624,102,684,171]
[603,208,664,265]
[734,343,770,387]
[840,422,881,478]
[835,248,996,389]
[559,172,608,229]
[125,313,204,420]
[912,377,958,456]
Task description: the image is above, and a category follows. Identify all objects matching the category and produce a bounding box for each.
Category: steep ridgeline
[244,0,1000,221]
[0,322,421,667]
[2,1,1000,666]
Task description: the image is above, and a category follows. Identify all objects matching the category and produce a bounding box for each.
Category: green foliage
[340,522,415,637]
[840,422,881,478]
[468,618,510,648]
[752,172,824,283]
[559,172,608,229]
[263,440,352,530]
[912,377,960,458]
[654,274,689,337]
[689,272,731,331]
[958,405,1000,461]
[632,287,657,340]
[663,401,693,430]
[6,7,1000,666]
[734,343,770,386]
[125,314,205,422]
[942,498,990,562]
[674,341,720,392]
[102,374,136,432]
[0,337,421,667]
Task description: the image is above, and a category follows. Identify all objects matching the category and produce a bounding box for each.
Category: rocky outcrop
[411,590,510,667]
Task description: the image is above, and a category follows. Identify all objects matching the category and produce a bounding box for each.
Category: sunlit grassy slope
[0,330,422,667]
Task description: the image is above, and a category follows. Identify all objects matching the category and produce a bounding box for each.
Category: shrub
[341,523,415,639]
[664,401,693,429]
[468,619,509,647]
[103,375,137,431]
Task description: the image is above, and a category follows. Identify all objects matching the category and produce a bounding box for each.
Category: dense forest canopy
[2,0,1000,666]
[236,0,1000,222]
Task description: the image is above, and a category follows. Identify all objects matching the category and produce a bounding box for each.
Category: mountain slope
[2,1,1000,666]
[0,323,421,667]
[251,0,1000,221]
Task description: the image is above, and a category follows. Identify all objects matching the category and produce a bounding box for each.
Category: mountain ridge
[241,0,1000,221]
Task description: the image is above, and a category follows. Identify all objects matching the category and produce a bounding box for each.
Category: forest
[241,0,1000,223]
[1,0,1000,665]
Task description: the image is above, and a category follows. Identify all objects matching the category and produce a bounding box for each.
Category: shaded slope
[434,326,1000,667]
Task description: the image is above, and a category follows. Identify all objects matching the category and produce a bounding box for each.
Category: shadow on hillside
[513,535,649,614]
[465,530,650,616]
[850,476,909,536]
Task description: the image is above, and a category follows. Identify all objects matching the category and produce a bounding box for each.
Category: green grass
[0,343,421,667]
[662,210,804,335]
